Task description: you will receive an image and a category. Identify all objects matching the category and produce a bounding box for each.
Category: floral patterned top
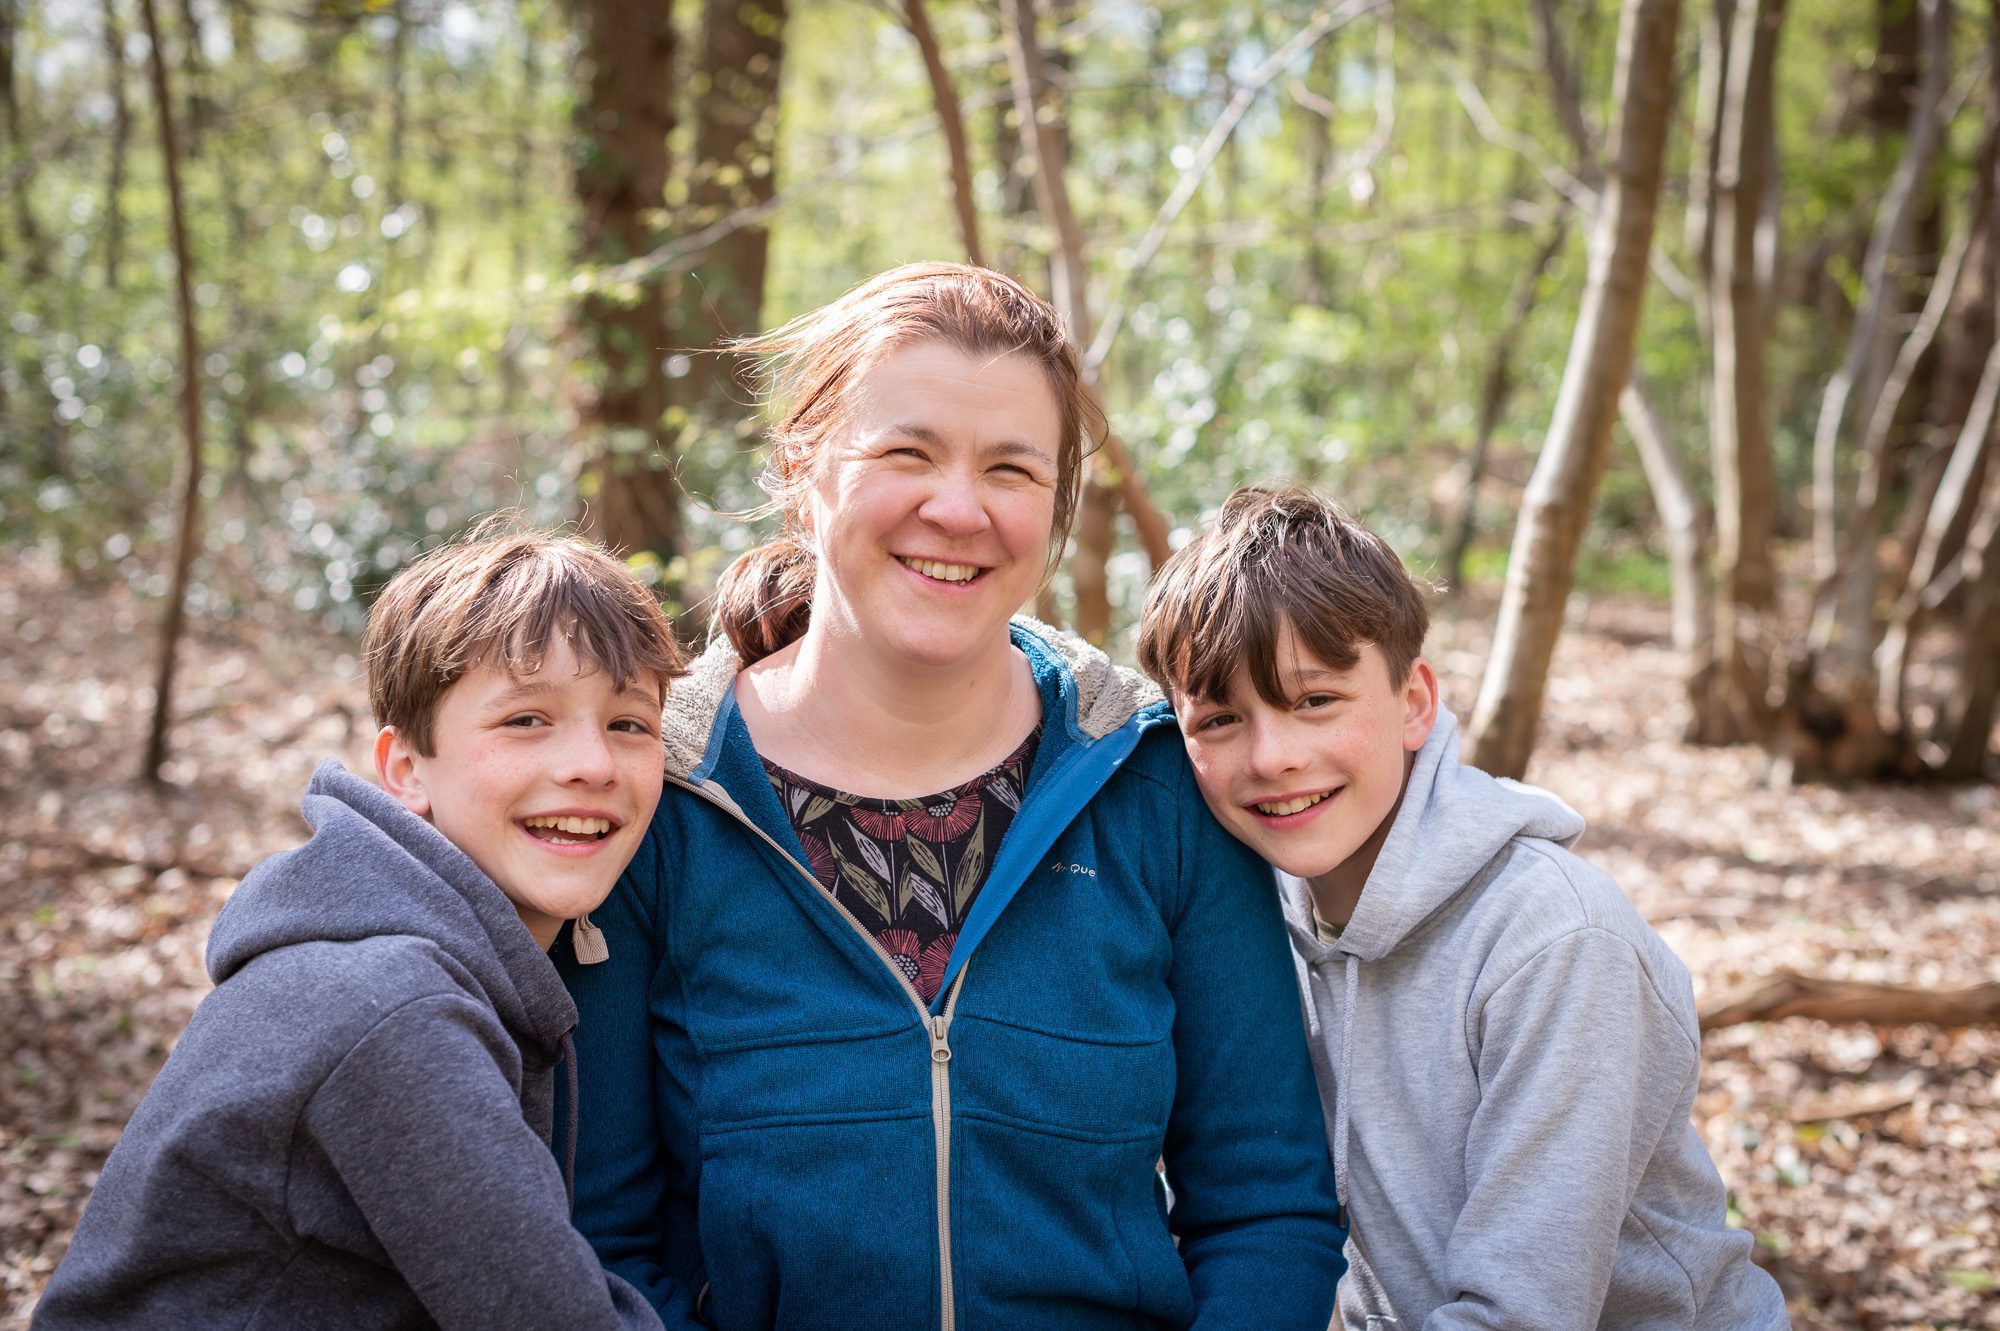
[763,726,1040,1004]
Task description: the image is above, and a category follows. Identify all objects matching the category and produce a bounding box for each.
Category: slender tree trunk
[573,0,677,562]
[1898,0,2000,586]
[1808,0,1950,580]
[101,0,132,290]
[1004,0,1172,634]
[139,0,205,783]
[172,0,206,157]
[669,0,786,496]
[1699,0,1785,745]
[1775,0,1948,779]
[1938,443,2000,777]
[1621,376,1716,692]
[0,0,48,274]
[1685,0,1735,352]
[1879,339,2000,721]
[1445,218,1570,590]
[901,0,983,267]
[1464,0,1683,779]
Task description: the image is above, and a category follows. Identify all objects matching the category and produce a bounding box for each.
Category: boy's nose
[556,726,619,784]
[1243,717,1299,780]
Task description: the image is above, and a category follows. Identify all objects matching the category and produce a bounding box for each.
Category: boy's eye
[610,717,657,737]
[1299,694,1337,710]
[1192,712,1238,733]
[503,713,548,728]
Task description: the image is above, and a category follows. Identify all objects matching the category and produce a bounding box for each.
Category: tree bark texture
[674,0,786,430]
[901,0,983,268]
[101,0,131,290]
[138,0,205,783]
[1463,0,1683,780]
[1444,218,1570,591]
[573,0,677,563]
[1807,0,1950,581]
[1004,0,1172,599]
[1698,0,1785,746]
[1619,377,1714,687]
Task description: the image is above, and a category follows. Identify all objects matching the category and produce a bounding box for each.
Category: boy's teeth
[903,557,978,583]
[523,815,611,836]
[1256,792,1330,817]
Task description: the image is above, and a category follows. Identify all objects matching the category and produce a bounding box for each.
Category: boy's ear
[1400,658,1441,752]
[374,726,432,818]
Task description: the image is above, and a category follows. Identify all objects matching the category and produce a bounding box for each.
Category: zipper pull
[929,1014,952,1064]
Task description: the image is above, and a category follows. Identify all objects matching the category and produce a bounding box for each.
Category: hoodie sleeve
[1161,758,1349,1329]
[300,992,666,1331]
[1423,921,1700,1331]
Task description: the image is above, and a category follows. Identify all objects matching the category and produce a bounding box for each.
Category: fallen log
[1698,971,2000,1031]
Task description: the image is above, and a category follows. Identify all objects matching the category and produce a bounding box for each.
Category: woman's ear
[374,726,432,818]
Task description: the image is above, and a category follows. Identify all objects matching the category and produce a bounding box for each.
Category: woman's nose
[918,470,992,535]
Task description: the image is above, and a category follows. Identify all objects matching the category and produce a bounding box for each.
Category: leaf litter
[2,554,1996,1329]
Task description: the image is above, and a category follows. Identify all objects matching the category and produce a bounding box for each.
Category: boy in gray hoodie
[34,528,682,1331]
[1137,485,1789,1331]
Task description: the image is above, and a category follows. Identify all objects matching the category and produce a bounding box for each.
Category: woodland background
[2,0,1998,1325]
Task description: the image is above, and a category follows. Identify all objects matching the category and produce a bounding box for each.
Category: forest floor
[2,547,1997,1330]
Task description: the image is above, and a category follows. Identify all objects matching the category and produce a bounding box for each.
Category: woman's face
[805,341,1063,674]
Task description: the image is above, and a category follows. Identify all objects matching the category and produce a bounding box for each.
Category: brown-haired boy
[1138,485,1787,1330]
[35,527,683,1331]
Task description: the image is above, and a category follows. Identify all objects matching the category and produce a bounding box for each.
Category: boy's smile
[375,639,666,949]
[1174,623,1438,928]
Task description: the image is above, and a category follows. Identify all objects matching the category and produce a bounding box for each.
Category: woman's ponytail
[713,536,815,665]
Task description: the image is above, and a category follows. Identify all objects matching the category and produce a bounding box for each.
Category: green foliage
[2,0,1982,644]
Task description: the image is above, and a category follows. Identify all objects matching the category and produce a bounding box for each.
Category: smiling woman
[559,263,1349,1331]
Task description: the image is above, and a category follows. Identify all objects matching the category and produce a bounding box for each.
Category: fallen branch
[1699,970,2000,1031]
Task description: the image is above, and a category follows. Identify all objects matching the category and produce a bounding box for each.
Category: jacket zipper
[667,773,966,1330]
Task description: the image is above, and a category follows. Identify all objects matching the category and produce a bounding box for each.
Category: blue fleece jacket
[33,763,661,1331]
[559,620,1346,1331]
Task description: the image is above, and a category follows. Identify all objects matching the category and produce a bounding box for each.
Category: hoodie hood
[207,761,576,1061]
[1279,707,1584,967]
[661,615,1161,784]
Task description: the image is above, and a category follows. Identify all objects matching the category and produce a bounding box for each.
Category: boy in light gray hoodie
[1138,485,1788,1331]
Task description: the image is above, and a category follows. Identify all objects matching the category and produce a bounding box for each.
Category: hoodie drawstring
[1335,952,1358,1230]
[559,1029,579,1214]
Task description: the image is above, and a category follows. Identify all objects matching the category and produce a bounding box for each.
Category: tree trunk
[676,0,786,401]
[901,0,983,268]
[101,0,131,290]
[1897,0,2000,589]
[1807,0,1949,581]
[139,0,205,783]
[1444,218,1570,591]
[1777,0,1949,781]
[1620,376,1715,695]
[1879,339,2000,721]
[1004,0,1173,602]
[573,0,677,564]
[1698,0,1785,746]
[1463,0,1683,779]
[1937,436,2000,778]
[1684,0,1735,352]
[0,0,48,273]
[172,0,206,157]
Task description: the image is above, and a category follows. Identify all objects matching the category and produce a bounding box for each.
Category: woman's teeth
[902,557,978,583]
[523,815,611,843]
[1256,792,1330,817]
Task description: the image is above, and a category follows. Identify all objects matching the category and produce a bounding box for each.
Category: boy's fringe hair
[363,514,686,755]
[712,262,1104,664]
[1137,485,1433,705]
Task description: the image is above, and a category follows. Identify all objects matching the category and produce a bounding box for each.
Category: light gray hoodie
[1285,710,1789,1331]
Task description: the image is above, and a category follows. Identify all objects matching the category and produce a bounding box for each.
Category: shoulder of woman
[1010,615,1162,741]
[660,634,743,777]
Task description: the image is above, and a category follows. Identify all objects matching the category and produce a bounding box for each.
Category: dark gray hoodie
[32,762,662,1331]
[1285,711,1789,1331]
